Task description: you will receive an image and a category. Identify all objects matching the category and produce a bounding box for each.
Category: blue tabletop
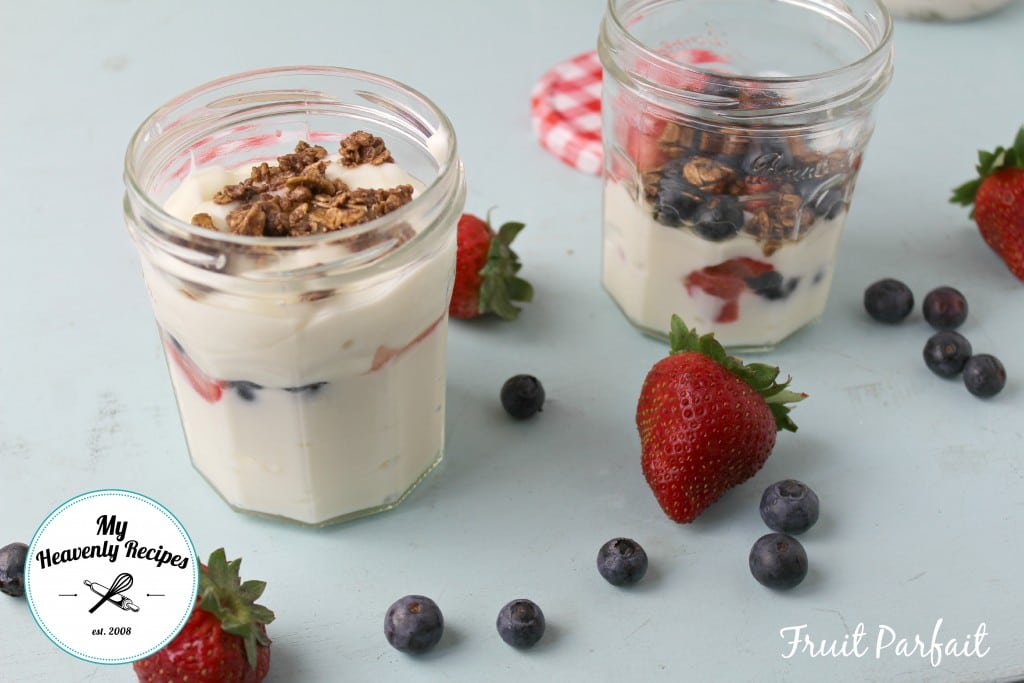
[2,1,1023,681]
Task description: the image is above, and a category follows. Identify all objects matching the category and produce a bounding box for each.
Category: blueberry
[746,272,799,301]
[596,537,648,586]
[0,542,28,597]
[501,374,545,419]
[654,175,705,227]
[229,381,263,401]
[759,480,819,535]
[749,533,808,590]
[922,286,968,330]
[693,196,743,241]
[384,595,444,654]
[284,381,327,395]
[863,278,914,323]
[741,141,793,178]
[496,599,546,648]
[963,354,1006,398]
[923,331,973,378]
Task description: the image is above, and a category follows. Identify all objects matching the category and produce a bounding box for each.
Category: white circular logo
[25,490,198,664]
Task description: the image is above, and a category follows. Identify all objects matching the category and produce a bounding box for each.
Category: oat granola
[190,132,414,238]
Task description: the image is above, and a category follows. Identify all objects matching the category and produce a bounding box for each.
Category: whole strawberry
[134,548,274,683]
[636,316,806,523]
[450,213,533,320]
[951,126,1024,280]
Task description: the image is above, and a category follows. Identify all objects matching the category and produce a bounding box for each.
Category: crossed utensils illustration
[83,572,140,613]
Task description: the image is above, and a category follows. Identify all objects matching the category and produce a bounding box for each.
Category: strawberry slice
[162,331,224,403]
[369,314,445,373]
[684,258,775,323]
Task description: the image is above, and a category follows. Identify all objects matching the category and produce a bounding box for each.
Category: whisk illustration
[84,573,140,613]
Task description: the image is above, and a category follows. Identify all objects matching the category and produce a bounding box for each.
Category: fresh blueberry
[284,381,327,395]
[759,480,819,535]
[229,381,263,401]
[501,374,545,419]
[923,331,973,378]
[654,175,705,227]
[741,140,793,178]
[746,272,799,301]
[863,278,914,323]
[749,533,808,590]
[962,354,1006,398]
[0,542,28,597]
[496,599,546,648]
[384,595,444,654]
[922,286,968,330]
[693,196,743,241]
[596,537,648,586]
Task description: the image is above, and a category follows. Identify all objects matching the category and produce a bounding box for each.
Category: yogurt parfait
[124,68,465,525]
[598,0,894,349]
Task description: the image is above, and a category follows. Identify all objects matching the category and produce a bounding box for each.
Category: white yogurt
[601,180,845,349]
[145,153,455,525]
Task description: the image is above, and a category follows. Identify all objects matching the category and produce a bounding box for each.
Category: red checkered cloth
[530,50,604,175]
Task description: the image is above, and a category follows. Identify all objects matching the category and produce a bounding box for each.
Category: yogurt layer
[145,142,455,525]
[602,180,845,349]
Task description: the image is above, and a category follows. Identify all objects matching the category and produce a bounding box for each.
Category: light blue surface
[2,1,1023,681]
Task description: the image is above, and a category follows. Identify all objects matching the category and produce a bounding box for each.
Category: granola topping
[191,132,413,237]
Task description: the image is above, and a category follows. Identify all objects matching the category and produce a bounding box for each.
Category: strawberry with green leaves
[951,126,1024,280]
[450,213,533,320]
[134,549,274,683]
[636,316,806,523]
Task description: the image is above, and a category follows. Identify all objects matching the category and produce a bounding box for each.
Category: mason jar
[123,67,465,526]
[599,0,894,350]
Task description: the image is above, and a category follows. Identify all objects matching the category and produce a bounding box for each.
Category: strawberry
[134,549,274,683]
[450,213,533,320]
[951,126,1024,280]
[162,331,224,403]
[636,316,806,523]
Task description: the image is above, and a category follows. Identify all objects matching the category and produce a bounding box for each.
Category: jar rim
[123,65,460,250]
[601,0,893,116]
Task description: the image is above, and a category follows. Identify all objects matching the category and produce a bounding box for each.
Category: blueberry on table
[384,595,444,654]
[693,196,743,241]
[501,374,545,419]
[922,286,968,330]
[759,480,819,534]
[0,542,28,597]
[863,278,914,323]
[749,533,808,590]
[923,331,973,378]
[596,537,649,587]
[496,599,546,648]
[963,354,1006,398]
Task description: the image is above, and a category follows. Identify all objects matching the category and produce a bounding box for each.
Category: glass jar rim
[601,0,894,116]
[123,65,460,250]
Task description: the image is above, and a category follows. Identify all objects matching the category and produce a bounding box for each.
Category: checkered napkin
[530,50,604,175]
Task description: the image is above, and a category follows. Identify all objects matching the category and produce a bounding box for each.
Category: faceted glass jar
[598,0,894,350]
[123,67,466,526]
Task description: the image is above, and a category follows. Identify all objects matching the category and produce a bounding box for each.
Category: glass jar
[123,67,465,526]
[598,0,894,350]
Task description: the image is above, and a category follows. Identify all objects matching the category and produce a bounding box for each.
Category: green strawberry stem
[199,548,275,670]
[668,315,806,432]
[478,220,534,320]
[950,126,1024,214]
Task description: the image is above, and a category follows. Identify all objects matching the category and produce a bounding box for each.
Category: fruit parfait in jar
[124,67,466,526]
[598,0,894,350]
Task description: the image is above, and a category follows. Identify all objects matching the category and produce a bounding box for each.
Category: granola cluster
[191,132,414,237]
[640,120,856,255]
